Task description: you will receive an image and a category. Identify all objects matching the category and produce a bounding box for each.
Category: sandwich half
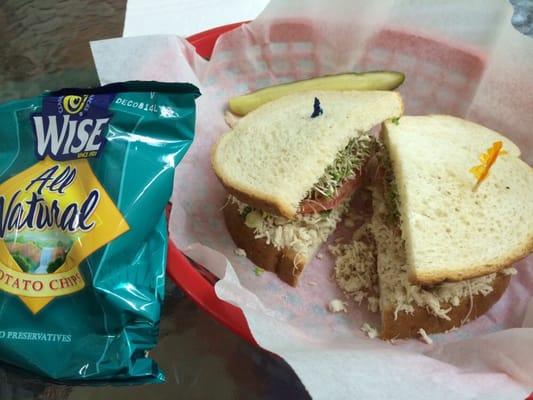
[332,115,532,339]
[333,184,515,340]
[213,91,404,285]
[383,115,533,285]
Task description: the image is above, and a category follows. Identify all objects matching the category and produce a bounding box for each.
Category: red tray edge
[167,22,257,346]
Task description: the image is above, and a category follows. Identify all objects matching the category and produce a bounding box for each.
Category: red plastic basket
[167,22,257,346]
[167,20,487,347]
[172,22,532,399]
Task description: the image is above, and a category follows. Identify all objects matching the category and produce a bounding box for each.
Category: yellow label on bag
[0,158,129,313]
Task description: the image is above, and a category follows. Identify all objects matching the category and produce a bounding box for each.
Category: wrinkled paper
[91,0,533,398]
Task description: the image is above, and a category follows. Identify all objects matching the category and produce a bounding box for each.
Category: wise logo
[31,93,115,161]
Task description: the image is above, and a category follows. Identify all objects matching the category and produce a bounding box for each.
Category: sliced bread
[370,183,513,339]
[213,91,403,219]
[330,182,515,339]
[383,115,533,285]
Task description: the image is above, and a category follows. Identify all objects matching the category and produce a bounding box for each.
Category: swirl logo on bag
[62,95,89,114]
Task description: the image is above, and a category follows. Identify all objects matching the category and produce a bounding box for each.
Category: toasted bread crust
[223,202,306,286]
[381,273,511,340]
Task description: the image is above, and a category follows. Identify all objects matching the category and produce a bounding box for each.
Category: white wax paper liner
[91,0,533,398]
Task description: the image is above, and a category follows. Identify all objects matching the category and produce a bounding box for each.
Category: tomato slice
[299,170,365,214]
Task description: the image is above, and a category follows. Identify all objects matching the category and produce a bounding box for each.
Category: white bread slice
[224,196,349,286]
[213,91,403,219]
[369,183,513,339]
[383,115,533,285]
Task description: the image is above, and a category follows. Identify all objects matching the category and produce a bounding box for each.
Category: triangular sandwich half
[382,115,532,285]
[213,91,403,285]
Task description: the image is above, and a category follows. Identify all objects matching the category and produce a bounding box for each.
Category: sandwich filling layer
[305,133,376,201]
[330,185,516,322]
[371,185,516,320]
[228,195,349,256]
[329,223,379,312]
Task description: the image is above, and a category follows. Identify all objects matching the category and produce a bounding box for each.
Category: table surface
[0,1,309,399]
[2,1,532,399]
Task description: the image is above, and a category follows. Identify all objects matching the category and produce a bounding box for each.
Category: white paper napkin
[123,0,269,37]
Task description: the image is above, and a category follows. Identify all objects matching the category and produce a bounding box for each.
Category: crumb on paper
[344,218,355,228]
[367,297,379,313]
[307,281,317,286]
[387,334,400,344]
[224,109,241,128]
[234,248,246,257]
[502,267,517,275]
[316,253,323,260]
[219,196,231,211]
[327,299,348,313]
[360,323,378,339]
[254,266,264,276]
[418,328,433,344]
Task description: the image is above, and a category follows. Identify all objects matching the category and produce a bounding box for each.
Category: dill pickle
[228,71,405,116]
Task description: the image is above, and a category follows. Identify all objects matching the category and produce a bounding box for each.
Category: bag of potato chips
[0,81,200,383]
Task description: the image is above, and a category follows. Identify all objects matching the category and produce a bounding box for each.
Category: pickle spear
[229,71,405,116]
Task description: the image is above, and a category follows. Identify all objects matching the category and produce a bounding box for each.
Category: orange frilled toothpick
[469,141,507,191]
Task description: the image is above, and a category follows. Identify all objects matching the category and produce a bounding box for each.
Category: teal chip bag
[0,81,200,383]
